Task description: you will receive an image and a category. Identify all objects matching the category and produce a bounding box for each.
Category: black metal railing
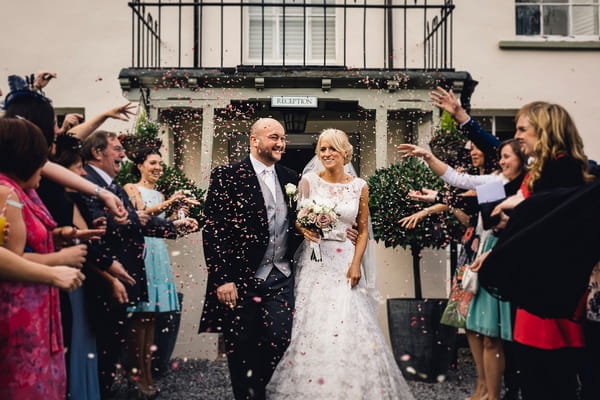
[129,0,454,71]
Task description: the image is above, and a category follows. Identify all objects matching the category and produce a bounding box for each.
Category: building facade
[2,0,599,359]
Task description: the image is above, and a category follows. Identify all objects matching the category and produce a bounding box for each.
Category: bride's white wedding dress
[266,172,415,400]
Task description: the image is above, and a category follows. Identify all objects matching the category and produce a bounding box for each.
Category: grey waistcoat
[254,173,291,280]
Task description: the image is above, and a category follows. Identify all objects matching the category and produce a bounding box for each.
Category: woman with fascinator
[266,129,415,400]
[122,141,198,398]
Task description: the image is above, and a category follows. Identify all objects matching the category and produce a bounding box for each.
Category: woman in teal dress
[399,139,527,400]
[123,148,198,397]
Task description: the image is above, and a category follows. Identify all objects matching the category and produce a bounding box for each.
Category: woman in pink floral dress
[0,118,70,399]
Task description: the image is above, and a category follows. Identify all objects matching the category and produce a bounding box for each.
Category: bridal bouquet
[297,200,339,262]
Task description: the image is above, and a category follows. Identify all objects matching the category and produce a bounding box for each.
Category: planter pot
[387,247,457,382]
[387,297,456,382]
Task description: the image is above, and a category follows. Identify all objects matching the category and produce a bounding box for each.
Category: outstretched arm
[430,86,470,125]
[431,86,500,157]
[0,247,84,291]
[399,203,449,229]
[42,161,127,223]
[69,103,137,141]
[397,143,449,176]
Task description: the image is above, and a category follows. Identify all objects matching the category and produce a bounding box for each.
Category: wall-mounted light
[139,75,160,88]
[255,77,265,91]
[282,110,309,134]
[187,77,198,89]
[119,77,131,91]
[387,80,400,92]
[321,78,332,92]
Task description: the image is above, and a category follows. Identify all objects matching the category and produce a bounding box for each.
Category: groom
[199,118,302,400]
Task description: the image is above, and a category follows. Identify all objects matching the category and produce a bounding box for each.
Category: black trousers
[515,342,582,400]
[579,320,600,400]
[93,302,127,399]
[223,268,294,400]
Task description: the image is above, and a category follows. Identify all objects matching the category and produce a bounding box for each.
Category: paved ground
[113,348,478,399]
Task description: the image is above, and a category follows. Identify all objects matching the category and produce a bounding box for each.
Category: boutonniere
[284,183,298,207]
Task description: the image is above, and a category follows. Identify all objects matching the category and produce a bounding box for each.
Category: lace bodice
[297,172,366,233]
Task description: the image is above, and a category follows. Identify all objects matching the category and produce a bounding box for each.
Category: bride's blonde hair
[316,128,353,164]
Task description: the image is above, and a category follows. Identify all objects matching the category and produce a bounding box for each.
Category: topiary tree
[368,157,464,298]
[368,157,462,252]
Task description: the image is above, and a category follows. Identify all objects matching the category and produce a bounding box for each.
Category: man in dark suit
[76,130,196,398]
[199,118,302,400]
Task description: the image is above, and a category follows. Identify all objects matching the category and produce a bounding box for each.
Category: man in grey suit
[199,118,302,400]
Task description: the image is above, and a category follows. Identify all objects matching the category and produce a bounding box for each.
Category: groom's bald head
[249,118,286,166]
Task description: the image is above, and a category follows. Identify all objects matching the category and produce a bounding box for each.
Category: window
[516,1,599,37]
[247,0,336,65]
[471,112,517,142]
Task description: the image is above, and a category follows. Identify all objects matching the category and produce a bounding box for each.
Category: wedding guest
[267,128,415,399]
[0,118,83,399]
[76,130,195,399]
[399,139,527,400]
[474,102,595,400]
[52,133,108,400]
[123,147,198,397]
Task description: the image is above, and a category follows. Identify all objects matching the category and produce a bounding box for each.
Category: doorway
[280,147,315,175]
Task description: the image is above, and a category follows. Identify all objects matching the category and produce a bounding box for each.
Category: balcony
[128,0,455,71]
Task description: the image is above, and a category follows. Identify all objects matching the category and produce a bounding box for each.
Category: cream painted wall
[452,0,600,161]
[0,1,135,134]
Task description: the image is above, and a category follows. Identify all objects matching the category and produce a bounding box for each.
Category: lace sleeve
[296,174,311,208]
[441,166,501,190]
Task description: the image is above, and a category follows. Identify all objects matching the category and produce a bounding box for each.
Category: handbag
[461,266,479,294]
[440,264,475,329]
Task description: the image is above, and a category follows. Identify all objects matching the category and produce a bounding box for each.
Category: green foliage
[368,157,463,252]
[428,111,468,167]
[115,160,206,225]
[136,108,160,139]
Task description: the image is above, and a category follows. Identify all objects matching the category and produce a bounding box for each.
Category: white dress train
[266,172,415,400]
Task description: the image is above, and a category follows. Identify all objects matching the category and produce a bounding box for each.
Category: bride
[266,129,414,399]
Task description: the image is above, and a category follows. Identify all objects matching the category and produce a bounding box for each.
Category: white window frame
[515,1,600,39]
[244,0,338,65]
[470,110,517,142]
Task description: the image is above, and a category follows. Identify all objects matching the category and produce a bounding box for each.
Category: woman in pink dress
[0,118,83,399]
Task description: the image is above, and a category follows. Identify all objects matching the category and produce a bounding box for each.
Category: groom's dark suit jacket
[75,164,177,306]
[199,157,301,333]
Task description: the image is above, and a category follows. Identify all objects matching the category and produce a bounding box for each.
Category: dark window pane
[516,5,541,35]
[496,116,516,142]
[543,5,568,35]
[475,116,493,133]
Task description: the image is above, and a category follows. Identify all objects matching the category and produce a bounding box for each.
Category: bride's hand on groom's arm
[217,282,238,309]
[346,223,359,245]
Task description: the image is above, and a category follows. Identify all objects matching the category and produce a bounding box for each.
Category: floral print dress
[0,174,64,400]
